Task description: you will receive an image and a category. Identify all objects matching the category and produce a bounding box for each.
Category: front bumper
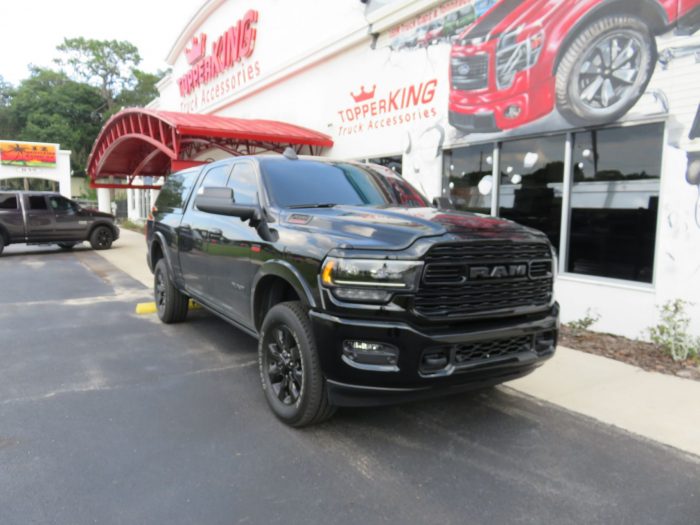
[448,51,555,132]
[311,305,559,406]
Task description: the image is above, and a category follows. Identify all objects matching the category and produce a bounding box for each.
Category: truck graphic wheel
[555,15,656,126]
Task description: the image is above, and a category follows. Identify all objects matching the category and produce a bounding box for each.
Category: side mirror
[195,186,261,222]
[433,196,453,210]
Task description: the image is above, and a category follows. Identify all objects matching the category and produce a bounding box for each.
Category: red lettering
[241,10,258,58]
[422,79,437,104]
[388,89,400,111]
[407,84,421,107]
[177,10,259,97]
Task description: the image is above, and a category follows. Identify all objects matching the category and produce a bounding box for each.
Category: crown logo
[350,85,376,103]
[185,33,207,65]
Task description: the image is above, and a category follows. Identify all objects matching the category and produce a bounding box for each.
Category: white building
[101,0,700,338]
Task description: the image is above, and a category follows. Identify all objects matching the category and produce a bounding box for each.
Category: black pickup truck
[146,153,559,427]
[0,191,119,255]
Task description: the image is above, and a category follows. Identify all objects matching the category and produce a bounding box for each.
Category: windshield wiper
[287,203,337,209]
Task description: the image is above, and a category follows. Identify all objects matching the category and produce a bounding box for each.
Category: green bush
[648,300,700,362]
[566,309,600,337]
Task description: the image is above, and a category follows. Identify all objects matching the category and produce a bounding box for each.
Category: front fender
[250,260,319,321]
[150,231,178,282]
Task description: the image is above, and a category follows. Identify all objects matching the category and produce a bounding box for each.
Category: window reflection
[499,136,565,251]
[444,144,493,214]
[568,123,662,283]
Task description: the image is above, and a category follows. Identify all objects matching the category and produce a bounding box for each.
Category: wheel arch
[149,231,175,278]
[553,0,667,75]
[251,261,318,331]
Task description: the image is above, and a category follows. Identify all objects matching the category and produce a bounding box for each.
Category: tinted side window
[48,196,74,212]
[155,169,199,214]
[0,193,18,209]
[227,163,258,204]
[201,164,232,188]
[29,196,48,210]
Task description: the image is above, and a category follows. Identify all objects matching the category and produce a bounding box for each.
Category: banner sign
[0,142,57,168]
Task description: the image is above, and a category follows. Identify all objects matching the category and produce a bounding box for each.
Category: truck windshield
[261,160,428,208]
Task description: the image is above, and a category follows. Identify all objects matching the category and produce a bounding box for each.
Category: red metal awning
[86,108,334,189]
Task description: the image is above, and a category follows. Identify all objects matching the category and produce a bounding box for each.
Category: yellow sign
[0,142,57,168]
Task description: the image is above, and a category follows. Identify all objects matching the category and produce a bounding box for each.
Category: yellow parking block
[135,299,200,315]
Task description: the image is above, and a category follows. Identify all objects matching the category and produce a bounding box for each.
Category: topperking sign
[177,9,261,111]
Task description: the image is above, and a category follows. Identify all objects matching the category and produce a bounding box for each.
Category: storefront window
[443,144,494,214]
[567,123,662,283]
[499,136,565,251]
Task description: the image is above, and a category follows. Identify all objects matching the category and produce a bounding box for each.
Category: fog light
[504,104,522,119]
[342,340,399,371]
[332,288,392,303]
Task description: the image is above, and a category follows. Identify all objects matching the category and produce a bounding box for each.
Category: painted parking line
[135,299,201,315]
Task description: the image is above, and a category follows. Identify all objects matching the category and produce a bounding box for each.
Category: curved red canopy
[86,108,334,189]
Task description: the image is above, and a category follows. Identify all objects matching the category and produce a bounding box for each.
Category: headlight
[496,28,544,89]
[321,257,424,303]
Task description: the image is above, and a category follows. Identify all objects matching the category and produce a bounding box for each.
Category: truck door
[0,193,25,242]
[47,195,85,240]
[23,194,54,242]
[204,161,260,325]
[179,162,233,301]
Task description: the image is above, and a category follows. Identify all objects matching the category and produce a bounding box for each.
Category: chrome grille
[451,54,489,91]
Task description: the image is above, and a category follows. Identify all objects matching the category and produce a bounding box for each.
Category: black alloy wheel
[266,325,304,405]
[258,302,336,427]
[153,259,189,323]
[89,226,114,250]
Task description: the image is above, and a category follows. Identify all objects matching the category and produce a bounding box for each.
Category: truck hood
[459,0,555,42]
[282,205,547,251]
[80,208,114,219]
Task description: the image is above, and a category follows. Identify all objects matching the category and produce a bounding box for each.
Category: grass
[117,218,145,234]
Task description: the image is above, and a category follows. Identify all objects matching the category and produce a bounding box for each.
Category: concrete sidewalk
[100,228,700,458]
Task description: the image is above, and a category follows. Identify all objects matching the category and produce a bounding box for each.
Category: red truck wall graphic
[446,0,700,134]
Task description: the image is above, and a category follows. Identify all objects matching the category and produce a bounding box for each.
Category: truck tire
[259,301,336,427]
[555,15,656,127]
[154,259,189,324]
[89,225,114,250]
[57,242,78,250]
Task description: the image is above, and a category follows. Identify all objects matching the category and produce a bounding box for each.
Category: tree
[54,37,142,112]
[0,75,15,138]
[8,68,104,176]
[114,68,166,113]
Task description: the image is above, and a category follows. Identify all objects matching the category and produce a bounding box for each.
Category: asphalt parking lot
[1,244,699,525]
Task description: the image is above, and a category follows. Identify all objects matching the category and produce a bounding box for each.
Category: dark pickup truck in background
[0,191,119,255]
[146,153,559,427]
